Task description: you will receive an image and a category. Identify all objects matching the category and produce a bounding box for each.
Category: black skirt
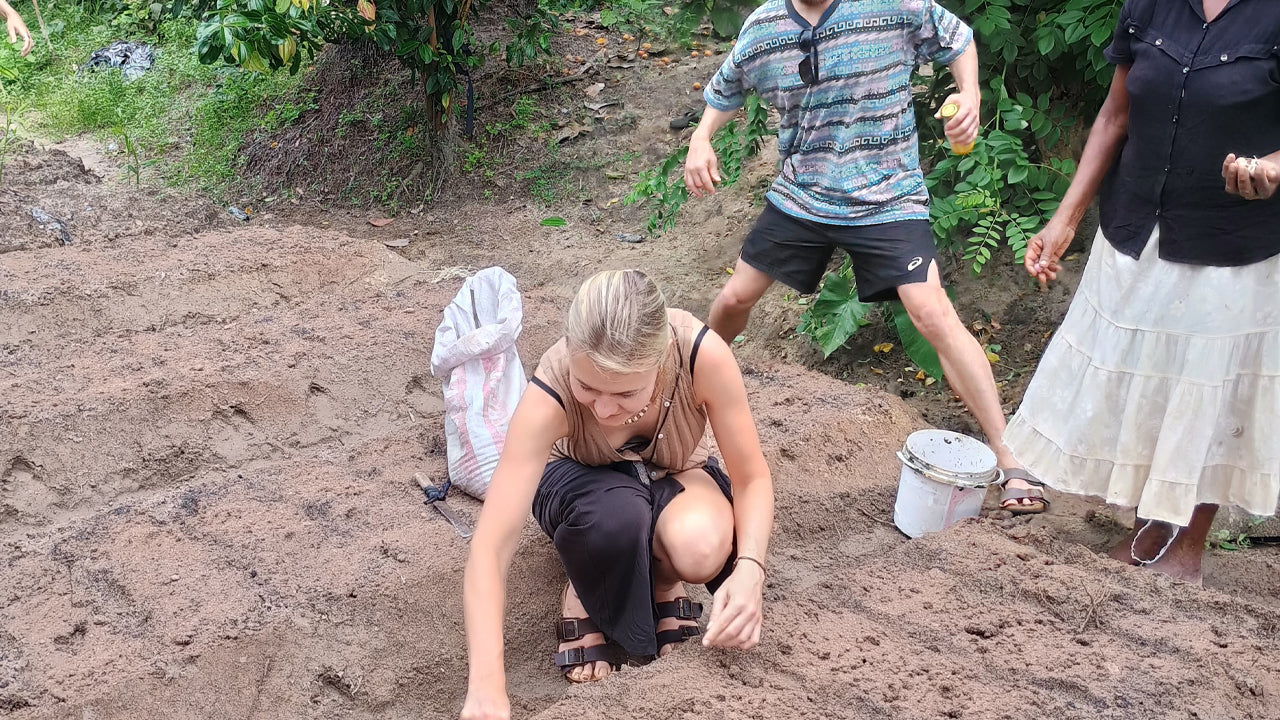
[531,457,735,658]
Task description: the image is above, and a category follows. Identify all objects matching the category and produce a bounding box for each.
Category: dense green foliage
[916,0,1121,275]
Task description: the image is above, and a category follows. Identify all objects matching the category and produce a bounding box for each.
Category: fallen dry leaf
[583,82,605,98]
[381,237,411,248]
[368,218,394,227]
[554,124,592,144]
[873,343,893,353]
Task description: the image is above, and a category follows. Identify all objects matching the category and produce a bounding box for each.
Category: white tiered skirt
[1004,229,1280,527]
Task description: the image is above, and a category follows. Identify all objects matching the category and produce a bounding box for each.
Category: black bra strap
[530,376,564,408]
[689,325,711,378]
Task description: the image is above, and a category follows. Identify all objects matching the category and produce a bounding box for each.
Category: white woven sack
[430,267,526,500]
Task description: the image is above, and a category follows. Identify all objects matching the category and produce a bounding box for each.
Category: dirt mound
[0,145,228,254]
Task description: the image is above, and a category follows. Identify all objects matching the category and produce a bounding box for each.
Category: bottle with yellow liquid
[938,102,974,155]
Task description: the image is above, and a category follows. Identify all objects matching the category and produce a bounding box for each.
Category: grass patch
[0,8,302,194]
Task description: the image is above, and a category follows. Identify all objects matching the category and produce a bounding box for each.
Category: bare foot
[654,580,698,658]
[1107,520,1204,584]
[558,582,612,682]
[1145,544,1204,585]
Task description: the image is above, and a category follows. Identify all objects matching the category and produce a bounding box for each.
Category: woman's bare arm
[461,382,566,718]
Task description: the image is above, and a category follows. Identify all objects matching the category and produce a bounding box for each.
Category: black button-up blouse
[1100,0,1280,266]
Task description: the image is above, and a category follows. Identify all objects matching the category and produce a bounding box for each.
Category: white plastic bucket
[892,429,1003,539]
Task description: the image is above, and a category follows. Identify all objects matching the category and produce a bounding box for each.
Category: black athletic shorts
[740,201,937,302]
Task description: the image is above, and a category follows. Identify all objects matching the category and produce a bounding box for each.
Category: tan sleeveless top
[532,309,712,481]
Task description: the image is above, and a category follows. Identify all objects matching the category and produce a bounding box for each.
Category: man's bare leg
[896,262,1036,505]
[708,259,775,343]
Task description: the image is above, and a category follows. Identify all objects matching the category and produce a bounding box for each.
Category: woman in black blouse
[1004,0,1279,584]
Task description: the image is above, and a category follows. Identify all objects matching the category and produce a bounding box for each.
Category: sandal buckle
[675,597,699,620]
[560,646,586,666]
[558,619,584,641]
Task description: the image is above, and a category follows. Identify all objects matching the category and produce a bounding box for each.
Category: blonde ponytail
[565,269,670,374]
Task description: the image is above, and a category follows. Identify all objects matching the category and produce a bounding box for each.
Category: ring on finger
[1246,157,1260,173]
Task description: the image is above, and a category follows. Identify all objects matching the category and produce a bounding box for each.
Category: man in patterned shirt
[685,0,1047,512]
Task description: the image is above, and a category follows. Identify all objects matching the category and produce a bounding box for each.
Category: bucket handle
[897,450,1004,489]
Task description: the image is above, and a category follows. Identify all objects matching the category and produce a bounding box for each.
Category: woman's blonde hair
[566,269,670,374]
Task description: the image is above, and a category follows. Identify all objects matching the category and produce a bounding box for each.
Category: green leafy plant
[504,6,557,68]
[1208,529,1253,552]
[1207,517,1268,551]
[113,120,160,187]
[0,102,27,184]
[795,258,944,380]
[195,0,559,128]
[794,257,875,359]
[915,0,1122,273]
[624,92,769,235]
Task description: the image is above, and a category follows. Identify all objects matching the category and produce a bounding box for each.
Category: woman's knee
[656,501,734,584]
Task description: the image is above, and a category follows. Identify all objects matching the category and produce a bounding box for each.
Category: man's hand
[702,560,764,650]
[684,134,722,198]
[934,91,980,150]
[1223,153,1280,201]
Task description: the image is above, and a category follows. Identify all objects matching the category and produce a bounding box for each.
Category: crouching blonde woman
[460,270,775,720]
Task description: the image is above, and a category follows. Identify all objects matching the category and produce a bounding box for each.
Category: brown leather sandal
[1000,468,1050,515]
[655,596,703,649]
[553,616,626,681]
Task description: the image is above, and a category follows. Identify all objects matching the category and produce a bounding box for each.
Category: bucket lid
[900,429,1001,488]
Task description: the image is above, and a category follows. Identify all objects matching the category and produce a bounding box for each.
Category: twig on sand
[857,505,896,529]
[1077,583,1102,633]
[246,656,275,717]
[1036,587,1068,622]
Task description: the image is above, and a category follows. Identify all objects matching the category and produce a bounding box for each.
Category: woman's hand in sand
[702,559,764,650]
[460,683,509,720]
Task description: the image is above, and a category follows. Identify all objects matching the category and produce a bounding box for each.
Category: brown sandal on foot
[1000,468,1050,515]
[553,616,626,681]
[655,597,703,650]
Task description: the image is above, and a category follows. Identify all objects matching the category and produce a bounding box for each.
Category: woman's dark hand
[1223,153,1280,200]
[1023,222,1075,290]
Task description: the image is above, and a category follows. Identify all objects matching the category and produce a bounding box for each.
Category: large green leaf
[709,6,744,38]
[798,260,875,358]
[889,301,944,380]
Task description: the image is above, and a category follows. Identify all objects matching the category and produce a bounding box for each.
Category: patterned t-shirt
[704,0,972,225]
